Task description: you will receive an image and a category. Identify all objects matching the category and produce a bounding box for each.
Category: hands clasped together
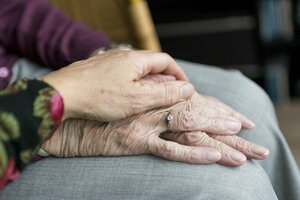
[41,50,269,167]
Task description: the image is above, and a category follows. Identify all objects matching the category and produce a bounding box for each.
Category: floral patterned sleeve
[0,79,64,190]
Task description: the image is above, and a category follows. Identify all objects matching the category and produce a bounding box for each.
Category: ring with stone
[165,112,173,127]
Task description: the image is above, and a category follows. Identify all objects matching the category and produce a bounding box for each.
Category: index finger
[148,137,221,164]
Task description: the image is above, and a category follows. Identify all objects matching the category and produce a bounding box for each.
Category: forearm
[0,0,111,69]
[0,79,64,190]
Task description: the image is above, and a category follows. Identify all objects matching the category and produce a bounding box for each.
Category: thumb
[143,81,195,109]
[142,74,176,83]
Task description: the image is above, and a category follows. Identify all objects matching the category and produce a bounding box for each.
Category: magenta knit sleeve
[0,0,111,69]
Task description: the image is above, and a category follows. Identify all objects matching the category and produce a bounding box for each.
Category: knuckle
[164,83,180,105]
[211,141,224,153]
[161,142,177,159]
[181,113,195,130]
[227,135,238,146]
[179,112,196,130]
[126,51,146,68]
[219,119,227,130]
[160,52,176,69]
[184,132,208,145]
[184,132,197,144]
[235,137,251,152]
[207,118,217,132]
[187,149,199,162]
[211,118,226,130]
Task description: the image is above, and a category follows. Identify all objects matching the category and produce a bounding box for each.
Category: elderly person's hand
[142,74,255,130]
[40,50,194,122]
[42,92,268,166]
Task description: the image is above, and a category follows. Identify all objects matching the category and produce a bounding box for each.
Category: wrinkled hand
[43,92,268,166]
[40,50,194,121]
[143,74,255,130]
[42,112,222,164]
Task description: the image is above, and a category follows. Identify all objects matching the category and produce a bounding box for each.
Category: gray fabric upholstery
[1,156,276,200]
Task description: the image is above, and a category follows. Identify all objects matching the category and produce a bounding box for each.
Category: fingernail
[226,120,242,132]
[230,152,246,163]
[251,145,269,157]
[205,150,221,162]
[241,116,255,128]
[180,83,194,99]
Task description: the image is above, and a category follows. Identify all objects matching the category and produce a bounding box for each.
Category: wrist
[37,74,70,121]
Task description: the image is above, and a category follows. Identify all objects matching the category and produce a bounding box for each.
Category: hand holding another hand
[41,50,194,121]
[43,92,269,167]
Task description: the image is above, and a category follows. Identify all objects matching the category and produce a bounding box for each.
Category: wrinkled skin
[43,93,269,167]
[41,50,195,121]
